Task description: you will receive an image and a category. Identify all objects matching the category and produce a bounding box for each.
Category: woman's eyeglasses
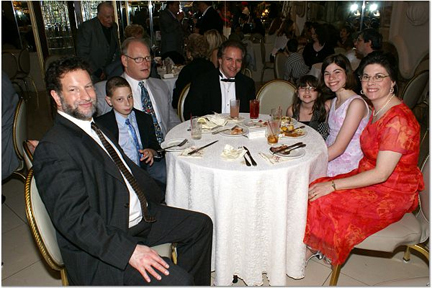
[359,74,390,82]
[298,86,317,92]
[124,55,152,63]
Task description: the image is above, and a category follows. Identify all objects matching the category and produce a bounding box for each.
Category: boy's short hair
[106,76,131,97]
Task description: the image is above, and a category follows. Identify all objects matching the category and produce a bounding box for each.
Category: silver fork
[157,139,188,153]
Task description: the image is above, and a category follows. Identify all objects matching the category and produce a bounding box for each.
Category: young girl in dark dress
[286,75,331,139]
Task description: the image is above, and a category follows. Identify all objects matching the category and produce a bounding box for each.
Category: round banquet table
[164,113,328,286]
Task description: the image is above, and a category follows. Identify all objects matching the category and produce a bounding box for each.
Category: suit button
[124,203,129,208]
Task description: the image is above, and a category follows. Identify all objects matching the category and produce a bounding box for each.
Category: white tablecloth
[164,113,328,286]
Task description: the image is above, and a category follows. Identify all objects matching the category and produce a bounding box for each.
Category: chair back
[25,169,68,285]
[23,141,34,170]
[13,98,27,162]
[44,55,62,72]
[275,52,288,79]
[17,49,31,74]
[177,83,191,122]
[2,52,19,79]
[256,79,296,114]
[260,38,266,66]
[401,70,429,110]
[334,47,346,55]
[417,155,429,242]
[242,68,252,78]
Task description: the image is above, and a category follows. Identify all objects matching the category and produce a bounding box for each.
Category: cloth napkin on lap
[221,145,246,160]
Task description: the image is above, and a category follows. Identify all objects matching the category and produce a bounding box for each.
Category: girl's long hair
[292,75,328,122]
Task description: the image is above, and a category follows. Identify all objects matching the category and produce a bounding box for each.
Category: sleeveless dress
[293,109,329,140]
[304,103,424,265]
[326,95,370,176]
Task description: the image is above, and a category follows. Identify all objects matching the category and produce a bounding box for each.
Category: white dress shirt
[58,111,143,227]
[219,70,236,113]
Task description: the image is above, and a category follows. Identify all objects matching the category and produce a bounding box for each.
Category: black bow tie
[221,78,235,82]
[219,72,235,82]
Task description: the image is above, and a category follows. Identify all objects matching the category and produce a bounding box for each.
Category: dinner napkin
[198,115,228,129]
[163,73,174,79]
[247,127,266,139]
[179,147,204,158]
[258,152,291,165]
[221,144,246,160]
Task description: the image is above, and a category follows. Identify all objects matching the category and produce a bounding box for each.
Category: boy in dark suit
[95,76,167,184]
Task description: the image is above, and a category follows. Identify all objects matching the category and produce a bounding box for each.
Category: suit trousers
[124,203,213,285]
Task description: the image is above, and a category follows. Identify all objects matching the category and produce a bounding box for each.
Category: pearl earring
[360,90,364,95]
[390,87,394,94]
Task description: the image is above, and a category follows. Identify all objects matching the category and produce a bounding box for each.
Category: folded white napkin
[247,127,266,139]
[221,144,246,160]
[198,115,228,130]
[258,152,291,165]
[179,147,204,158]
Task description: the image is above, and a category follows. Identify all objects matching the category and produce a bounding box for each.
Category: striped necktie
[91,122,155,223]
[139,82,164,144]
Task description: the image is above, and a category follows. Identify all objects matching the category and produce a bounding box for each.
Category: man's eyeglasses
[124,55,152,63]
[298,86,317,92]
[359,74,390,82]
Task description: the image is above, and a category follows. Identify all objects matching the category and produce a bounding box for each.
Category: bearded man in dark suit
[33,56,213,285]
[184,39,256,120]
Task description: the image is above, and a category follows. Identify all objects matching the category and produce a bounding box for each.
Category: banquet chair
[256,79,296,114]
[2,52,19,80]
[13,49,40,109]
[12,98,27,181]
[25,169,177,287]
[241,67,252,78]
[274,52,288,79]
[22,141,34,170]
[177,83,190,122]
[334,47,346,55]
[401,70,429,110]
[259,36,275,84]
[329,155,430,286]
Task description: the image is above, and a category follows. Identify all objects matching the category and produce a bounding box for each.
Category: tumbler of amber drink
[249,99,260,119]
[230,99,240,118]
[266,119,280,145]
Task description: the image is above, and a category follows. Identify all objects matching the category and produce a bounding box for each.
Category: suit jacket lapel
[56,114,126,184]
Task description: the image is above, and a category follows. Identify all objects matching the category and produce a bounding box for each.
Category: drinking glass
[249,99,260,119]
[271,107,282,120]
[266,119,280,145]
[230,99,240,119]
[190,117,202,140]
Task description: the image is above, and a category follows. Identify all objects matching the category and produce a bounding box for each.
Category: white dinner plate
[221,125,249,137]
[226,116,245,122]
[161,138,193,152]
[244,119,267,128]
[271,147,306,159]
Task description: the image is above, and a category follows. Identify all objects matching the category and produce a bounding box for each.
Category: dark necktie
[91,122,156,223]
[125,118,142,162]
[139,82,164,144]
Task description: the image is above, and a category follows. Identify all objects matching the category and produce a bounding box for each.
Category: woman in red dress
[303,51,424,266]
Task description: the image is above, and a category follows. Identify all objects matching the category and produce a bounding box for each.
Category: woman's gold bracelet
[331,180,337,191]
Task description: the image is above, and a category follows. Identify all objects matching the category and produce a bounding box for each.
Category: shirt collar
[58,110,94,135]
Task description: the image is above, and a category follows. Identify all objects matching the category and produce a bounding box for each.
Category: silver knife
[187,140,219,155]
[272,142,304,154]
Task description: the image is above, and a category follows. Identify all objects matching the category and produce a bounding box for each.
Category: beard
[59,94,96,121]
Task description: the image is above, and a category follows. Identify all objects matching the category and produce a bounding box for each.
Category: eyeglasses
[298,86,317,92]
[359,74,390,82]
[124,55,152,63]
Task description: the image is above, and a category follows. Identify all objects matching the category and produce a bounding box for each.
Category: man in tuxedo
[33,56,213,285]
[194,1,223,35]
[76,2,120,82]
[184,39,256,120]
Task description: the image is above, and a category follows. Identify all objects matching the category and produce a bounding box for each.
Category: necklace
[373,94,395,117]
